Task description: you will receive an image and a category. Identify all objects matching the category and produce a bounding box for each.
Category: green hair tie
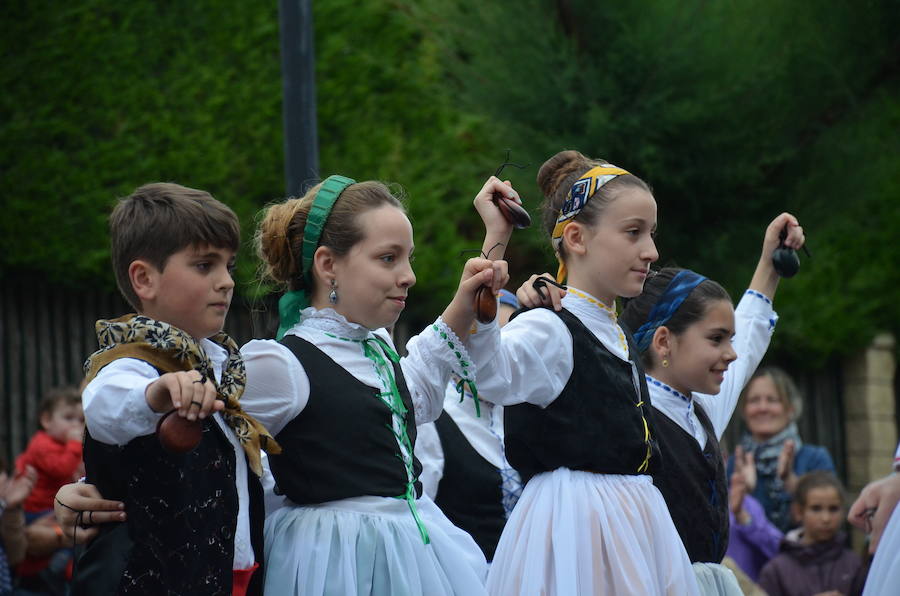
[276,175,356,340]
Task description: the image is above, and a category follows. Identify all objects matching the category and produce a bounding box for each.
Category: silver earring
[329,279,338,305]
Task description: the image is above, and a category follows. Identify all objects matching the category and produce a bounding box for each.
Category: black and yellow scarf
[84,314,280,476]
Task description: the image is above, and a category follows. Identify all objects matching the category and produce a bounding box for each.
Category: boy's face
[798,486,843,544]
[41,403,84,442]
[138,244,236,339]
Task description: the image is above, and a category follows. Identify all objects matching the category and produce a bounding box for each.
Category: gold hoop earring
[662,358,669,368]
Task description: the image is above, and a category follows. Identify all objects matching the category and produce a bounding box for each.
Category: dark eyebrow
[709,327,733,335]
[621,217,655,227]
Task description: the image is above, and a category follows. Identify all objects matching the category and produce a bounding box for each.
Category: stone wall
[843,332,897,549]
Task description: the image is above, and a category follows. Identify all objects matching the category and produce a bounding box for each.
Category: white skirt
[263,493,488,596]
[486,469,700,596]
[692,562,743,596]
[864,503,900,596]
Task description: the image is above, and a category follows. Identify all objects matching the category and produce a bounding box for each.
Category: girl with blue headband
[238,175,515,595]
[617,213,803,594]
[466,150,701,595]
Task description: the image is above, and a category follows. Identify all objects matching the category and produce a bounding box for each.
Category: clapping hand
[777,439,799,494]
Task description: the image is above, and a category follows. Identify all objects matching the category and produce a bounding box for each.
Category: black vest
[74,402,265,596]
[651,402,729,563]
[433,410,506,561]
[271,335,422,504]
[504,308,661,483]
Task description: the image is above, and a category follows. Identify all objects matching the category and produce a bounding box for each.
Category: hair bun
[536,150,592,199]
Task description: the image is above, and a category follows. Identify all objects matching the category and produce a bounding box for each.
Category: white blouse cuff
[428,316,478,385]
[739,289,779,331]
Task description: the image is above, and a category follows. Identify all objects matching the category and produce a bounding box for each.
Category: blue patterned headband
[632,270,708,352]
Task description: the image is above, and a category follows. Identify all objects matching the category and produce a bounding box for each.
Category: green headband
[276,174,356,339]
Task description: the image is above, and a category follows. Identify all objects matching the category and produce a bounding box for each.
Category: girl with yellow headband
[467,150,700,595]
[238,175,514,595]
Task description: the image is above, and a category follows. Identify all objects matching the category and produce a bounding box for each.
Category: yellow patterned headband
[551,164,631,282]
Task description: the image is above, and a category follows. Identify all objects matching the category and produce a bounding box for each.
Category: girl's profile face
[743,374,793,441]
[331,205,416,330]
[577,187,659,304]
[662,299,737,396]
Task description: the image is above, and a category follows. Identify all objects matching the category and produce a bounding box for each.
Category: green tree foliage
[1,1,284,286]
[1,1,499,327]
[398,0,900,364]
[2,1,898,363]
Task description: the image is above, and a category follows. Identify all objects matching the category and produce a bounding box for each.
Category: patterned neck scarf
[740,422,803,529]
[84,314,280,476]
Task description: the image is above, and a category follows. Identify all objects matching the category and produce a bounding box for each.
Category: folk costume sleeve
[401,317,478,424]
[465,308,574,408]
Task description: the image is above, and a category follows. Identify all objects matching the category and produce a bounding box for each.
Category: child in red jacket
[16,386,84,520]
[14,386,84,590]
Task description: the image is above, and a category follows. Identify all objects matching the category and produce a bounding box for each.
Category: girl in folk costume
[468,150,701,595]
[617,213,805,594]
[239,175,514,595]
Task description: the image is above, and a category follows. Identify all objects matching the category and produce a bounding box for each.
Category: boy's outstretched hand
[145,370,223,421]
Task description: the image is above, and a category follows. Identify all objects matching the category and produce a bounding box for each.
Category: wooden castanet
[474,285,498,324]
[493,192,531,229]
[156,409,203,453]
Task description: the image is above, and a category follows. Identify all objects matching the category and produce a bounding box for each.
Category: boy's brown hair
[38,386,82,428]
[110,183,240,310]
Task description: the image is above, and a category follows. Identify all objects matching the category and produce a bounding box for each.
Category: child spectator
[758,471,866,596]
[14,387,83,592]
[16,387,84,520]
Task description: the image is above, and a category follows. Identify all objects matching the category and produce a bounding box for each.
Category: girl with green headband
[238,175,517,595]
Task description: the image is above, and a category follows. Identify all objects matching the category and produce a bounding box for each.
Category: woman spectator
[729,366,835,532]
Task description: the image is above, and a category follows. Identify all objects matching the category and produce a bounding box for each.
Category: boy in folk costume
[71,183,279,596]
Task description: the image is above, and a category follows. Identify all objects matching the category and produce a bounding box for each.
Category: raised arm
[748,212,804,301]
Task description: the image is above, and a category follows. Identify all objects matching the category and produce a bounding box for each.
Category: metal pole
[279,0,319,197]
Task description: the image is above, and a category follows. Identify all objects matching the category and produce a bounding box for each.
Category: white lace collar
[288,307,373,341]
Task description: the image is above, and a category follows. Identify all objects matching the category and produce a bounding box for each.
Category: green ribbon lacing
[326,331,431,544]
[431,323,481,418]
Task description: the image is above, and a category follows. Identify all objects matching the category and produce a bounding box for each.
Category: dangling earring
[329,279,338,305]
[662,358,669,368]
